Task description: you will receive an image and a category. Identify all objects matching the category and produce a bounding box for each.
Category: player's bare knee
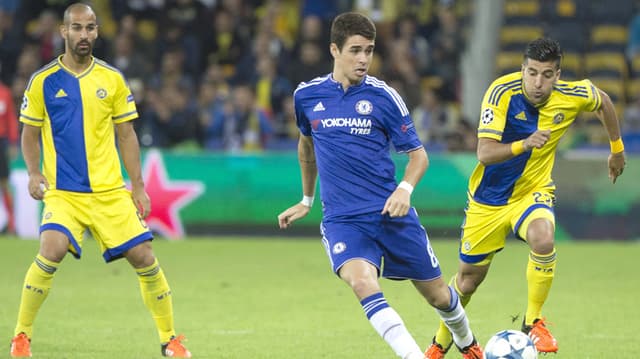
[428,288,453,309]
[528,235,554,254]
[526,219,555,254]
[39,231,70,262]
[125,241,155,268]
[39,245,67,263]
[38,249,65,263]
[345,276,379,298]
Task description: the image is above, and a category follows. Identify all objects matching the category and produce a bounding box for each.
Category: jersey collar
[57,55,96,78]
[329,73,367,91]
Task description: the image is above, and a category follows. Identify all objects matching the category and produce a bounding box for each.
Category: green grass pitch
[0,236,637,358]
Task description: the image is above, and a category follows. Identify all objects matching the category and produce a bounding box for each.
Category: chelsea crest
[355,100,373,115]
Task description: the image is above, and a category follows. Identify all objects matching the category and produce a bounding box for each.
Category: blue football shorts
[320,208,442,281]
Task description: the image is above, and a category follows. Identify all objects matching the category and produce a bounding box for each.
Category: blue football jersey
[294,74,423,220]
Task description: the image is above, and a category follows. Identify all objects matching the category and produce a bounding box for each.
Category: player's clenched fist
[524,129,551,150]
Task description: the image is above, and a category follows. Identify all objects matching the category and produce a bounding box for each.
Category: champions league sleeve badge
[481,107,494,125]
[21,96,28,111]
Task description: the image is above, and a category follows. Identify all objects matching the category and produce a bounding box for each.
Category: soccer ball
[484,330,538,359]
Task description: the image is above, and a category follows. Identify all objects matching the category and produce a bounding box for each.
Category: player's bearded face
[334,35,374,84]
[522,59,559,105]
[62,12,98,57]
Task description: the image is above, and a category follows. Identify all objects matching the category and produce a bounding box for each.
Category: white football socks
[369,307,422,358]
[435,287,474,348]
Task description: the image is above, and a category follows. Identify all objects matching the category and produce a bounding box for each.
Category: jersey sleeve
[294,90,311,136]
[112,73,138,124]
[584,79,603,112]
[19,75,46,127]
[379,88,423,153]
[477,79,510,141]
[554,79,602,113]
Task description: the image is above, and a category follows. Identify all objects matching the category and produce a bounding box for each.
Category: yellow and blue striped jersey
[469,72,601,205]
[20,56,138,193]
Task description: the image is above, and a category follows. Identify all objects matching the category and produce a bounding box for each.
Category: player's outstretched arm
[278,135,317,229]
[594,88,626,183]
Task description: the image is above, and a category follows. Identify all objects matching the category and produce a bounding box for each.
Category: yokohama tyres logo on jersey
[315,117,372,135]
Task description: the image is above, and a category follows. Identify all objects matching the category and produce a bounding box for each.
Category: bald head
[63,3,95,25]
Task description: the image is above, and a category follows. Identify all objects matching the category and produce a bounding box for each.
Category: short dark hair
[524,37,563,68]
[330,12,376,51]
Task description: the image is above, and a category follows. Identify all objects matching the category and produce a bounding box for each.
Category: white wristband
[398,181,414,194]
[300,195,314,207]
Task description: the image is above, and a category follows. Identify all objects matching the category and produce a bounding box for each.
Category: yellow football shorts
[40,188,153,262]
[459,189,555,265]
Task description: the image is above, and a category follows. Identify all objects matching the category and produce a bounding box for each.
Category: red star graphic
[138,150,203,239]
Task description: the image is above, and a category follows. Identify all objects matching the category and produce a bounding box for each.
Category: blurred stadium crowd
[1,0,639,153]
[497,0,640,152]
[0,0,476,153]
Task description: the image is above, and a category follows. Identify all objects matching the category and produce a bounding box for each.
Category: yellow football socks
[525,249,556,325]
[15,254,58,337]
[136,258,175,343]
